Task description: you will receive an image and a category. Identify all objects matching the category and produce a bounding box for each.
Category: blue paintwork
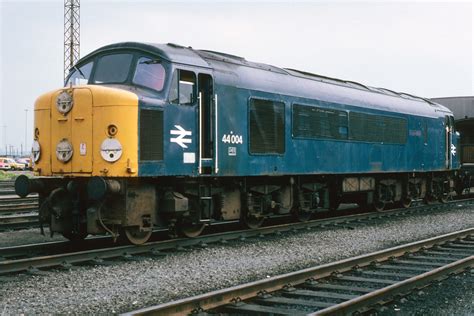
[76,42,459,177]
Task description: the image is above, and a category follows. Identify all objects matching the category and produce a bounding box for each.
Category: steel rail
[0,180,16,195]
[310,256,473,315]
[0,203,38,214]
[0,203,436,274]
[0,214,39,231]
[1,197,473,276]
[0,196,38,204]
[0,196,39,228]
[0,181,14,187]
[0,235,115,261]
[0,189,15,196]
[123,228,474,316]
[0,210,377,274]
[0,205,375,261]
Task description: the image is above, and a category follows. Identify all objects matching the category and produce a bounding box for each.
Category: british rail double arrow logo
[451,144,456,156]
[170,125,192,148]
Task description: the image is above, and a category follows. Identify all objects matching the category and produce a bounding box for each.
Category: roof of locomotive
[80,42,452,118]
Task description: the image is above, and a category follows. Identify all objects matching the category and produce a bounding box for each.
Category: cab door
[197,73,217,175]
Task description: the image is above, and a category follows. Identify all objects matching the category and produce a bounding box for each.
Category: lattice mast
[64,0,80,81]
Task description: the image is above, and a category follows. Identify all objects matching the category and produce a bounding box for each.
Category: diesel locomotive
[16,42,460,244]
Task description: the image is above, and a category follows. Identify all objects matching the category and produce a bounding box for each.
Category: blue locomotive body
[122,43,458,178]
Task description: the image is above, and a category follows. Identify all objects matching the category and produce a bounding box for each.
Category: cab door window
[169,70,196,105]
[133,57,166,91]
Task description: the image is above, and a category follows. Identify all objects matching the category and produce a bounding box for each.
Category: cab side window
[169,70,196,105]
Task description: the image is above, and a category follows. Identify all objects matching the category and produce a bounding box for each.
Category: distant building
[431,96,474,121]
[432,96,474,169]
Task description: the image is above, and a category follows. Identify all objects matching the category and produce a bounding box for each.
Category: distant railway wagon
[16,42,459,244]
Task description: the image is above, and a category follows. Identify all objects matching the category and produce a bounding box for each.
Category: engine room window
[292,104,348,140]
[66,62,93,86]
[349,112,407,144]
[169,70,196,105]
[249,98,285,154]
[93,53,133,83]
[133,57,166,91]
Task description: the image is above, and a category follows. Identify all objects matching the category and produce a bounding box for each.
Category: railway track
[0,189,15,196]
[0,214,40,231]
[124,228,474,316]
[0,181,15,196]
[0,197,472,276]
[0,180,14,188]
[0,196,38,213]
[0,195,39,231]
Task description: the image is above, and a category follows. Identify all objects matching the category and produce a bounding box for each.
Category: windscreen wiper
[140,58,161,65]
[74,66,86,78]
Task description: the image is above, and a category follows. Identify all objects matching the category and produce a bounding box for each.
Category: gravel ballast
[0,205,473,314]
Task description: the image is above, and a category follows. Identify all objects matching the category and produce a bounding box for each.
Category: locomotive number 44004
[222,134,243,144]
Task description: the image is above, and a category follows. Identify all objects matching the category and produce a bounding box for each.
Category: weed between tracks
[0,171,16,180]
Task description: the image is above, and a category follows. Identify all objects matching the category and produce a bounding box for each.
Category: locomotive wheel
[423,194,437,205]
[62,231,88,242]
[294,208,312,222]
[179,222,206,238]
[123,226,152,245]
[400,197,412,208]
[439,193,449,203]
[243,214,264,229]
[373,201,385,212]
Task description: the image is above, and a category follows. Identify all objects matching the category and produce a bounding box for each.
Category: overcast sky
[0,0,473,154]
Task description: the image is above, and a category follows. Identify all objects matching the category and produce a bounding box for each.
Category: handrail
[198,92,203,174]
[214,94,219,174]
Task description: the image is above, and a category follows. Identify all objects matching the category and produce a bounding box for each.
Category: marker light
[56,91,73,114]
[56,139,73,162]
[32,140,41,162]
[100,138,123,162]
